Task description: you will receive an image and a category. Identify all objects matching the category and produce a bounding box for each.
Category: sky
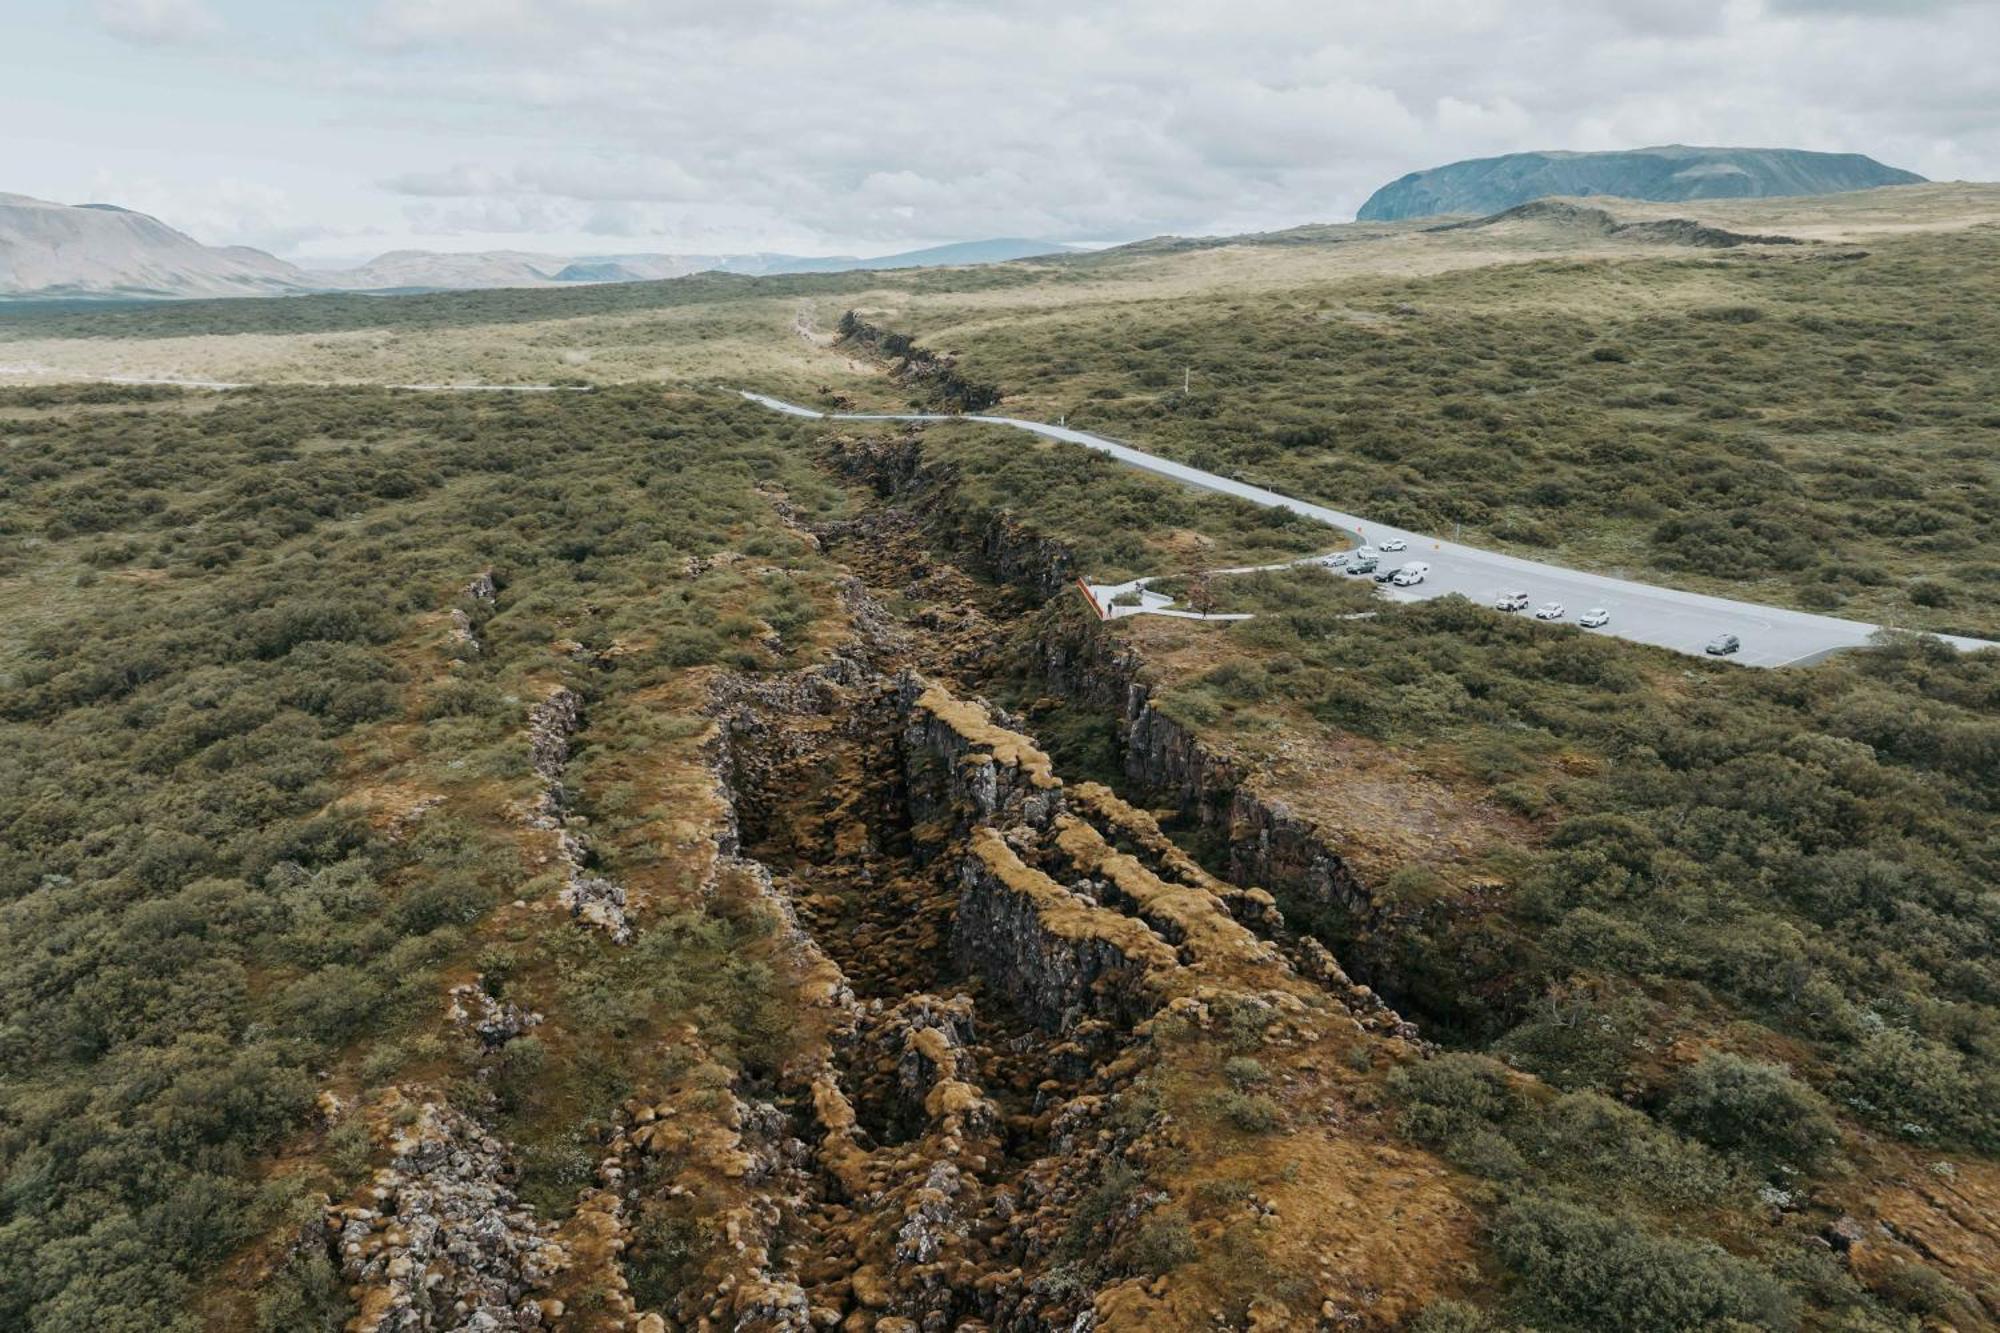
[5,0,1997,263]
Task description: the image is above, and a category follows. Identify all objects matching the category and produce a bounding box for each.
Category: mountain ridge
[0,194,1076,299]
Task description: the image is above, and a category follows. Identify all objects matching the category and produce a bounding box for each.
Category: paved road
[741,391,1997,668]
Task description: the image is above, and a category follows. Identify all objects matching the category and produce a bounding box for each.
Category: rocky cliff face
[824,433,1076,602]
[659,574,1442,1326]
[303,431,1459,1332]
[828,423,1410,1001]
[1029,607,1412,999]
[522,685,633,943]
[835,313,1002,413]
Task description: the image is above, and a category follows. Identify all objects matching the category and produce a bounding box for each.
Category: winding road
[741,391,1997,668]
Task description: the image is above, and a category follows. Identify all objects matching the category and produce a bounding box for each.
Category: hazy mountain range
[0,193,1072,300]
[1357,145,1925,221]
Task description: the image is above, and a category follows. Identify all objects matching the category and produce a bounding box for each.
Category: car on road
[1374,566,1399,583]
[1706,633,1741,656]
[1347,558,1377,575]
[1391,562,1429,587]
[1496,592,1529,612]
[1355,546,1380,563]
[1535,603,1565,620]
[1326,551,1351,567]
[1578,608,1610,628]
[1380,537,1407,552]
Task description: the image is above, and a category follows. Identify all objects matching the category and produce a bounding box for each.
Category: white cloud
[90,0,220,44]
[32,0,2000,253]
[83,172,339,253]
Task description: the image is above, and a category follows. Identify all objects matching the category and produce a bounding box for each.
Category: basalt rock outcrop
[835,312,1002,414]
[628,627,1441,1328]
[823,433,1078,604]
[446,979,543,1053]
[325,1091,568,1333]
[1029,611,1401,984]
[522,685,633,943]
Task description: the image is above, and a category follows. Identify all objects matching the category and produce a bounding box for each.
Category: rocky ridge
[524,685,634,943]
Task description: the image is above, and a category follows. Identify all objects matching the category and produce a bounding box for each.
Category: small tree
[1185,572,1216,617]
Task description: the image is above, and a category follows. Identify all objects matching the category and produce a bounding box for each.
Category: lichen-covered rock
[898,674,1063,838]
[954,828,1176,1032]
[327,1093,565,1333]
[522,685,634,944]
[445,980,542,1051]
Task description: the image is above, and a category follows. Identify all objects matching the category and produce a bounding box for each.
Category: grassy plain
[5,183,1995,634]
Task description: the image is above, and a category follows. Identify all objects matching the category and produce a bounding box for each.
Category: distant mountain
[731,238,1069,274]
[0,192,1076,299]
[0,193,309,298]
[549,260,651,283]
[309,250,571,291]
[1357,146,1925,222]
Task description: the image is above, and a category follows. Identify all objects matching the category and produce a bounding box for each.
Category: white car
[1391,562,1430,587]
[1578,608,1610,628]
[1355,546,1380,562]
[1327,551,1351,567]
[1496,592,1529,612]
[1379,537,1408,552]
[1534,603,1565,621]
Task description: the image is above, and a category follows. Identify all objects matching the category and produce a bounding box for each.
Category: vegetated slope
[0,384,859,1330]
[909,226,2000,637]
[0,193,309,298]
[3,377,1997,1330]
[832,423,2000,1329]
[0,382,1481,1330]
[1432,199,1803,248]
[1358,145,1925,221]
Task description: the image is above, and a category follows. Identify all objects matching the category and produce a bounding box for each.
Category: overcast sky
[7,0,1996,261]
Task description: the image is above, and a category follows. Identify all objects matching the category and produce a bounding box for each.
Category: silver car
[1578,608,1610,628]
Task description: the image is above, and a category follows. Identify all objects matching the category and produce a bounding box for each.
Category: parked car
[1373,567,1398,583]
[1380,537,1408,552]
[1706,633,1741,655]
[1327,551,1351,567]
[1347,558,1377,575]
[1534,602,1565,620]
[1496,592,1529,612]
[1578,608,1610,628]
[1391,562,1429,587]
[1354,546,1380,563]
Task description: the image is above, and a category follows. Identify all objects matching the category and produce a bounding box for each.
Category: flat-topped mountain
[1358,145,1925,222]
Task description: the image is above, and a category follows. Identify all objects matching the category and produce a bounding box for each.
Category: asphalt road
[744,391,1996,667]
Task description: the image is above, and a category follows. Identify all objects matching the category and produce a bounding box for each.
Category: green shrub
[1664,1053,1840,1171]
[1389,1053,1517,1143]
[1214,1090,1283,1133]
[1840,1029,1998,1148]
[1492,1195,1795,1332]
[1130,1208,1198,1275]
